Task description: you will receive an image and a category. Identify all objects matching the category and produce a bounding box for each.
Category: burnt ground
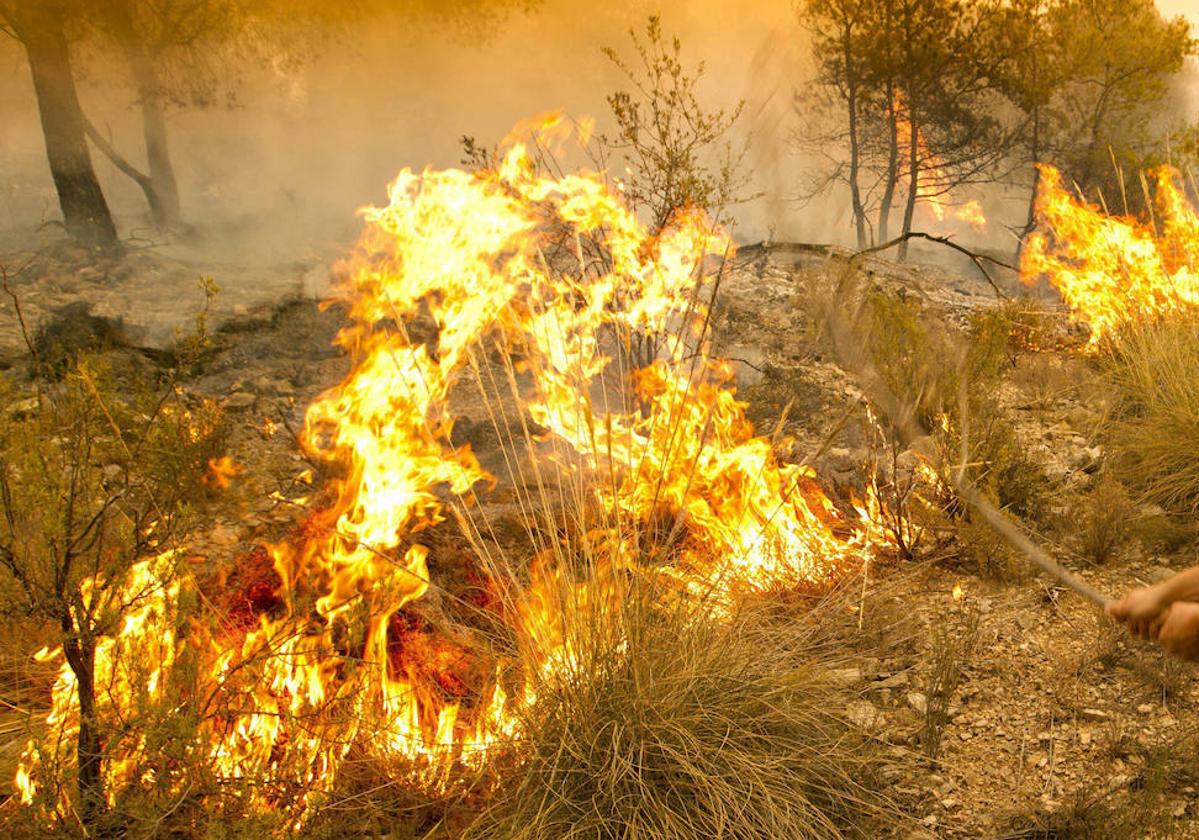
[2,243,1199,837]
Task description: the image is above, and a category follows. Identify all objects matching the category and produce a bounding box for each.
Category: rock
[907,691,928,714]
[209,524,239,547]
[7,396,38,416]
[827,667,863,688]
[873,672,910,690]
[846,700,884,733]
[1079,708,1110,722]
[1137,703,1154,715]
[1146,565,1177,584]
[222,392,258,410]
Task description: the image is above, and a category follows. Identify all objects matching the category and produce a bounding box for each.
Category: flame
[1021,164,1199,347]
[203,455,243,490]
[893,92,987,232]
[18,116,890,821]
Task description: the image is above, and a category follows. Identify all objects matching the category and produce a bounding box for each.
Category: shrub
[0,295,224,832]
[1102,317,1199,514]
[1068,474,1135,565]
[467,584,899,840]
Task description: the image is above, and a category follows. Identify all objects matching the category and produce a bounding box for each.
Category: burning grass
[468,582,899,840]
[4,118,893,834]
[1021,164,1199,348]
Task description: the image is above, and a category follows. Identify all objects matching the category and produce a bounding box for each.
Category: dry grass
[466,581,901,840]
[1067,474,1135,565]
[1102,318,1199,514]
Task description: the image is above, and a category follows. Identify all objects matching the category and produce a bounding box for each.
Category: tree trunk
[106,0,182,230]
[63,634,104,824]
[16,6,119,249]
[1018,107,1043,261]
[898,103,920,263]
[843,31,868,250]
[878,85,900,243]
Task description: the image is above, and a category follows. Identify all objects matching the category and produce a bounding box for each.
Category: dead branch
[853,231,1013,300]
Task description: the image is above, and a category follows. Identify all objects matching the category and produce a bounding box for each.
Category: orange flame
[1021,164,1199,347]
[893,92,987,232]
[18,117,890,820]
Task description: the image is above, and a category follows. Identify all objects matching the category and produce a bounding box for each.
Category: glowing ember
[18,117,887,820]
[203,455,244,490]
[1021,164,1199,347]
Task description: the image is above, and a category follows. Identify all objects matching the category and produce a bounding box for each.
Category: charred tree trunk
[14,5,119,249]
[877,85,900,243]
[898,104,920,263]
[62,632,103,824]
[842,28,868,250]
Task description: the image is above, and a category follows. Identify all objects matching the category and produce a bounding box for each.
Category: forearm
[1157,566,1199,605]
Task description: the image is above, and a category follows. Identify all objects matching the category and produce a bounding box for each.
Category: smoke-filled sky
[0,0,1195,261]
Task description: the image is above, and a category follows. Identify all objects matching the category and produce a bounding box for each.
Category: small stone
[209,524,239,547]
[223,392,258,410]
[827,667,863,688]
[907,691,928,714]
[8,396,38,416]
[1137,704,1154,715]
[846,700,884,733]
[874,672,910,690]
[1079,708,1110,722]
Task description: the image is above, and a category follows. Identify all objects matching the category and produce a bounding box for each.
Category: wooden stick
[819,264,1112,608]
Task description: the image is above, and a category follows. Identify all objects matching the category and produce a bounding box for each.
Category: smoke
[0,0,836,262]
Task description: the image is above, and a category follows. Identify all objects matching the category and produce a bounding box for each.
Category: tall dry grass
[466,579,899,840]
[1102,318,1199,514]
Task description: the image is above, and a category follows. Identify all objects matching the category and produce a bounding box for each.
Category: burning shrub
[467,584,898,840]
[0,343,224,831]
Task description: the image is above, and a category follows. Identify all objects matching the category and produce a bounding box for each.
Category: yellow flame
[18,116,891,821]
[1021,164,1199,347]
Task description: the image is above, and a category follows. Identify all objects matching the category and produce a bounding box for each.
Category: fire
[203,455,243,489]
[893,92,987,232]
[1021,164,1199,347]
[17,117,887,821]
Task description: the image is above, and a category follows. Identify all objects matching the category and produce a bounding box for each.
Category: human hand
[1106,583,1171,639]
[1152,602,1199,661]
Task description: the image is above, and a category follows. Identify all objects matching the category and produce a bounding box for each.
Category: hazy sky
[0,0,1196,259]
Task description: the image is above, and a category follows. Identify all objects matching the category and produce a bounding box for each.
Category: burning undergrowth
[14,118,892,828]
[1022,164,1199,348]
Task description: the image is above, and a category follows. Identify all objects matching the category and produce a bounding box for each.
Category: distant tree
[0,1,119,248]
[998,0,1194,225]
[799,0,878,248]
[1047,0,1194,200]
[601,15,753,232]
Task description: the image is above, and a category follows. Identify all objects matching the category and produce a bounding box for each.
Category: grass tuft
[467,584,899,840]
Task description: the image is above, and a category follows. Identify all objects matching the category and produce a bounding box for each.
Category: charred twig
[853,231,1013,300]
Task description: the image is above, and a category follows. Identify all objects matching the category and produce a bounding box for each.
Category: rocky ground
[2,239,1198,837]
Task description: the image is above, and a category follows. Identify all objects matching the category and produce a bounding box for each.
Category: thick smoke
[1,0,1194,261]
